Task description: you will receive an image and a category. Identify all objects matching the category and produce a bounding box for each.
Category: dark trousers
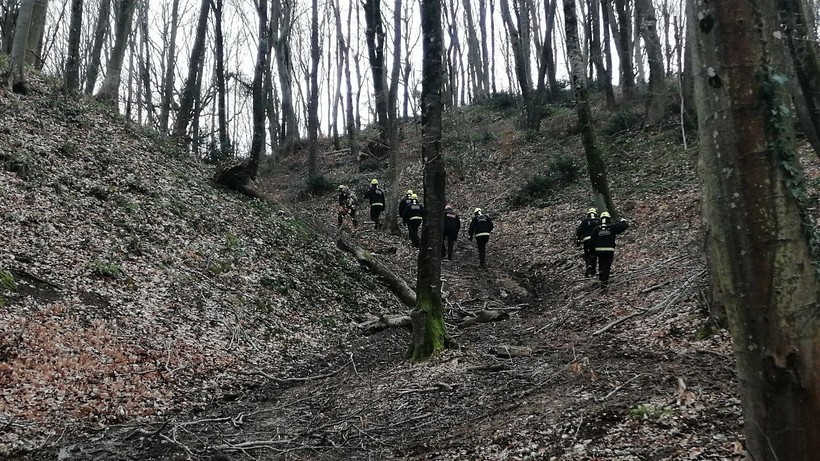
[596,250,615,287]
[370,205,383,229]
[583,240,597,276]
[338,208,357,227]
[408,220,422,247]
[476,235,490,267]
[442,232,457,260]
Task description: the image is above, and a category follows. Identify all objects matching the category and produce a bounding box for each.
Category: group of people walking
[339,181,630,283]
[337,180,495,268]
[575,207,630,289]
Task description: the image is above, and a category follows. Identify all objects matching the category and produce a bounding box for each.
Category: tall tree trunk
[1,0,18,54]
[412,0,447,362]
[385,0,404,235]
[64,0,83,92]
[307,0,319,180]
[212,0,229,156]
[499,0,535,128]
[635,0,666,124]
[159,0,180,132]
[248,0,269,179]
[478,0,491,95]
[8,0,35,93]
[612,0,634,98]
[137,0,153,124]
[589,0,615,107]
[84,0,111,94]
[779,0,820,156]
[330,0,344,151]
[364,0,389,139]
[564,0,617,216]
[689,0,820,458]
[463,0,486,99]
[25,0,47,68]
[173,0,210,142]
[273,0,298,158]
[95,0,136,105]
[344,3,359,156]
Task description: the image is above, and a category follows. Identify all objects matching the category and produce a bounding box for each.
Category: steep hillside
[0,75,404,454]
[5,77,820,460]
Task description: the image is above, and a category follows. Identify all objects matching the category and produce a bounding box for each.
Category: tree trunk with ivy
[412,0,446,361]
[564,0,617,217]
[689,0,820,459]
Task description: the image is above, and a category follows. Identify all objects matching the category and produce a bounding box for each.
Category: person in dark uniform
[591,211,629,289]
[364,179,386,229]
[337,185,358,228]
[398,189,414,226]
[441,204,461,260]
[575,207,601,277]
[468,208,494,268]
[402,194,425,247]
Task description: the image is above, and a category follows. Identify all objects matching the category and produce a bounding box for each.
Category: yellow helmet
[587,207,597,215]
[410,193,419,200]
[474,208,482,215]
[600,211,611,218]
[338,184,345,190]
[371,179,379,185]
[406,189,413,195]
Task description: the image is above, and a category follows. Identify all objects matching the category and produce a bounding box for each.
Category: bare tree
[364,0,389,139]
[499,0,536,128]
[25,0,48,68]
[689,0,820,458]
[8,0,35,93]
[158,0,180,132]
[588,0,615,107]
[173,0,210,142]
[95,0,136,105]
[611,0,635,98]
[564,0,617,216]
[272,0,298,158]
[384,0,404,236]
[85,0,111,94]
[412,0,447,361]
[211,0,229,156]
[64,0,83,92]
[635,0,666,124]
[307,0,320,180]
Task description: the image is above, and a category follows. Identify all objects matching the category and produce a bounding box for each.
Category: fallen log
[337,236,417,307]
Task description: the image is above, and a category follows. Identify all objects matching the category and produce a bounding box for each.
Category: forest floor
[4,77,818,460]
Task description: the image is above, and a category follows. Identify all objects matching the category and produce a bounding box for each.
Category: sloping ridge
[0,76,404,454]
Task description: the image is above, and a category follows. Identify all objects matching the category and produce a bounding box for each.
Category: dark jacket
[576,215,601,244]
[591,219,629,251]
[365,186,385,207]
[443,207,461,235]
[468,213,494,238]
[398,195,414,217]
[403,200,425,224]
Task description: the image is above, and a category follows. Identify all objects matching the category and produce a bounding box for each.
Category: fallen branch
[597,374,642,401]
[459,310,509,328]
[467,363,508,372]
[593,268,706,336]
[337,236,416,307]
[355,313,412,335]
[237,364,347,384]
[640,280,671,294]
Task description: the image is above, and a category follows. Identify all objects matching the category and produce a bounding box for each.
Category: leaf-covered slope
[0,76,403,454]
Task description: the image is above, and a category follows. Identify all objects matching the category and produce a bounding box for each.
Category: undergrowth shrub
[480,91,520,115]
[603,109,641,136]
[306,175,336,195]
[510,155,580,207]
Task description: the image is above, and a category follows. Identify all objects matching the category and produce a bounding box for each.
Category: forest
[2,0,820,459]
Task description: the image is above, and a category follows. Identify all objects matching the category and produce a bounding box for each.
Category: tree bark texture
[588,0,616,107]
[564,0,617,217]
[612,0,635,98]
[384,0,404,235]
[173,0,210,142]
[499,0,535,129]
[95,0,136,105]
[25,0,47,68]
[212,0,229,155]
[272,0,298,158]
[689,0,820,458]
[413,0,447,361]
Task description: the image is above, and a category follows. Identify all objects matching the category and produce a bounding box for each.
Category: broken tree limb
[355,313,412,335]
[337,236,417,307]
[458,310,509,328]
